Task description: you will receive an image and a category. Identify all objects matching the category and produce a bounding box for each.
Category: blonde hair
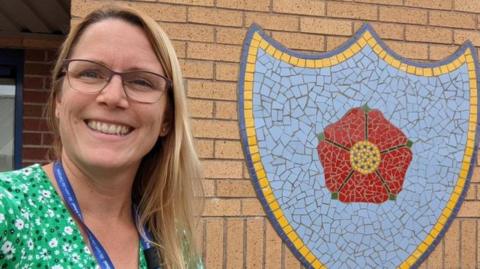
[46,5,203,269]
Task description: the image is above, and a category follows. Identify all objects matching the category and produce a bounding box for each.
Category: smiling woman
[0,5,203,269]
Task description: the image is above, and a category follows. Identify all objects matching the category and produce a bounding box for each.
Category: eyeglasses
[62,59,172,104]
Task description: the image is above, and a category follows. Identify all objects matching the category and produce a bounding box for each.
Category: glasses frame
[61,59,172,104]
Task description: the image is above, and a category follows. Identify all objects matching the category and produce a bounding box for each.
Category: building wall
[24,0,480,268]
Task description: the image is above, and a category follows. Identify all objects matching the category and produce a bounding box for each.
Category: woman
[0,5,203,269]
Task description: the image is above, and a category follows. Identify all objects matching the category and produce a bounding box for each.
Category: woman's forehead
[68,19,164,73]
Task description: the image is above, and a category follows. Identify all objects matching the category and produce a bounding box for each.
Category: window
[0,76,15,170]
[0,49,23,171]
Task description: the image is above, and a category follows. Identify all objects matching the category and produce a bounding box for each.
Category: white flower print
[52,265,64,269]
[0,213,4,223]
[20,208,29,219]
[39,248,50,260]
[27,239,34,250]
[49,238,58,248]
[72,253,80,262]
[1,241,13,254]
[41,189,51,198]
[14,219,25,230]
[64,226,73,235]
[46,209,55,217]
[22,167,32,176]
[63,243,73,252]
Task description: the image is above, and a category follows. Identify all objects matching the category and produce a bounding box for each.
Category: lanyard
[53,161,160,269]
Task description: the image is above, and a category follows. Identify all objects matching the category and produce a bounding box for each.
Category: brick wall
[22,49,57,166]
[71,0,480,268]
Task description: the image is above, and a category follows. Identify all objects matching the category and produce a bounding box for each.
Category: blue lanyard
[53,161,158,269]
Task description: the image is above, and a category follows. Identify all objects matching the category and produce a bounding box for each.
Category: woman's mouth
[85,120,133,136]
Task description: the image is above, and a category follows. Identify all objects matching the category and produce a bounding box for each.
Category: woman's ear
[159,105,173,137]
[159,122,171,137]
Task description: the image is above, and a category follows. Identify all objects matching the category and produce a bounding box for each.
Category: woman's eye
[130,79,154,88]
[78,70,103,79]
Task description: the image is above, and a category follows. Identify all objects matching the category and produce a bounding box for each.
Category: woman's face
[56,18,169,172]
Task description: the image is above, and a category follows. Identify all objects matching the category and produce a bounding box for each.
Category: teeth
[87,120,132,136]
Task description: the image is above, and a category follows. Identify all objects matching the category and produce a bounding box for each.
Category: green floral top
[0,164,147,269]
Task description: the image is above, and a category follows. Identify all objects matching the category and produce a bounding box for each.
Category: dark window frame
[0,49,24,169]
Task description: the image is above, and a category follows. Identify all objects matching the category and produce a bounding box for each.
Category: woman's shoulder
[0,164,51,207]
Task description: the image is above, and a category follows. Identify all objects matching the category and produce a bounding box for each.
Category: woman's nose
[96,74,130,108]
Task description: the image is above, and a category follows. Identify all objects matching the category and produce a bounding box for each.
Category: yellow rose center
[350,140,381,175]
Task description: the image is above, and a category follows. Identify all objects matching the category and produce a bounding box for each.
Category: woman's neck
[44,154,139,221]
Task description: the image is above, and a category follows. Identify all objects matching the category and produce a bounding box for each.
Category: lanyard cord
[53,161,161,269]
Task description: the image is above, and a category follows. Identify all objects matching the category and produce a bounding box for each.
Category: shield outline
[237,23,479,269]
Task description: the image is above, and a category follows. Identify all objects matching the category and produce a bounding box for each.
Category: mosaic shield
[238,23,479,269]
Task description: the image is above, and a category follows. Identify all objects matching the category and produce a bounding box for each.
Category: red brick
[46,50,58,62]
[23,132,42,145]
[22,146,49,160]
[25,49,46,61]
[24,63,52,76]
[23,90,49,103]
[23,104,44,117]
[42,133,54,145]
[23,118,49,132]
[24,77,44,89]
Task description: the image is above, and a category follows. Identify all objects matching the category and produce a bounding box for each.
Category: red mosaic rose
[317,106,413,203]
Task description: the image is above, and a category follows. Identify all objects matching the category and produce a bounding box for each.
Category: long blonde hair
[46,5,203,269]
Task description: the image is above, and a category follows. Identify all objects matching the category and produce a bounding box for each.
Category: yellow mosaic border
[243,29,477,269]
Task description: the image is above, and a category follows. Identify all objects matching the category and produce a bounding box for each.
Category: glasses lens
[66,60,110,93]
[123,72,168,103]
